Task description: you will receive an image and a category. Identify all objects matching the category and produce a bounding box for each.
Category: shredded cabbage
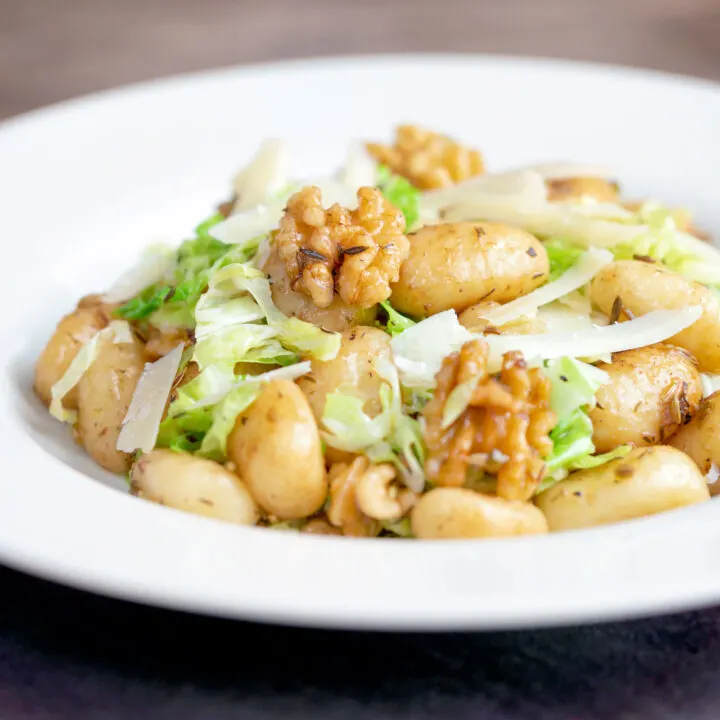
[49,320,134,423]
[115,284,173,321]
[158,362,311,459]
[114,213,254,328]
[441,374,480,429]
[321,393,391,452]
[544,238,586,281]
[381,518,413,538]
[479,248,613,327]
[612,205,720,285]
[168,364,237,416]
[117,343,184,453]
[539,357,626,487]
[193,262,340,370]
[546,409,594,473]
[321,357,426,492]
[540,357,628,488]
[390,310,472,388]
[156,406,213,454]
[544,356,609,418]
[197,383,262,460]
[542,409,631,489]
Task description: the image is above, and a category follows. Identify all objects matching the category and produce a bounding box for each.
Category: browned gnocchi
[390,222,548,317]
[76,334,146,474]
[130,449,258,525]
[536,446,709,531]
[589,344,702,452]
[227,380,327,519]
[411,488,548,539]
[34,306,108,408]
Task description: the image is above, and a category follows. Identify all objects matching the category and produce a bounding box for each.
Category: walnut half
[275,186,409,309]
[422,339,556,501]
[367,124,484,190]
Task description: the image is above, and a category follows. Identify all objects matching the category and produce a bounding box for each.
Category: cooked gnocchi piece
[76,334,146,474]
[34,306,108,408]
[411,488,548,539]
[131,449,258,525]
[390,222,548,317]
[536,446,709,531]
[589,344,702,452]
[227,380,327,519]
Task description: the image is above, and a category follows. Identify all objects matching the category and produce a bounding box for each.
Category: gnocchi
[76,334,145,474]
[536,446,709,532]
[390,222,548,317]
[34,306,107,408]
[589,344,702,452]
[131,449,258,525]
[227,380,327,519]
[411,488,548,539]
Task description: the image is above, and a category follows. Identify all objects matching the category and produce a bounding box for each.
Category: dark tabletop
[3,1,720,718]
[3,563,720,720]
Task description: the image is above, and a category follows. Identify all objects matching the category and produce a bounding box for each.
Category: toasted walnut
[275,186,409,310]
[327,457,381,537]
[354,464,418,521]
[367,125,484,190]
[423,339,556,501]
[327,458,417,535]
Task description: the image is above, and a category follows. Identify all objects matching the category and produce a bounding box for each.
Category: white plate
[2,55,720,631]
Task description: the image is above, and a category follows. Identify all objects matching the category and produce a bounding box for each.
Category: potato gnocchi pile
[35,126,720,539]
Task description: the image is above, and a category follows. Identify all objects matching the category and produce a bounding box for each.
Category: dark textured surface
[3,1,720,718]
[1,563,720,720]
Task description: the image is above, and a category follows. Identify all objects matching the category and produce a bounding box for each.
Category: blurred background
[2,0,720,120]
